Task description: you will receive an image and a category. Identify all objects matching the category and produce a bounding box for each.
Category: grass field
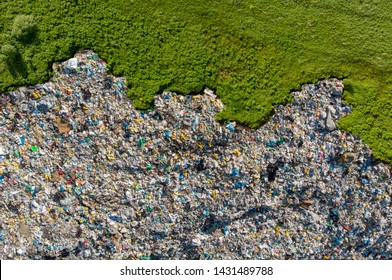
[1,0,391,162]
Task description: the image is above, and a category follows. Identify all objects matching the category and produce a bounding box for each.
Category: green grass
[1,0,391,162]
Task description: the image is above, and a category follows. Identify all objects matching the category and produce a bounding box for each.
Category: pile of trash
[0,51,390,260]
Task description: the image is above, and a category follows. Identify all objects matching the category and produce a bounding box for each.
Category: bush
[11,15,37,42]
[0,43,18,66]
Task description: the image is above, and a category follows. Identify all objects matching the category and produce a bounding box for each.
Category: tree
[11,15,37,42]
[0,43,18,66]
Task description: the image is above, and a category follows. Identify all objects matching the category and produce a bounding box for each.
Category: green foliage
[11,15,37,42]
[0,43,18,71]
[338,79,392,163]
[0,0,391,163]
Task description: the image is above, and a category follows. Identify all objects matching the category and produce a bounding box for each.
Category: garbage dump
[0,50,390,260]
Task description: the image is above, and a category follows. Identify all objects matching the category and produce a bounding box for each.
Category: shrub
[11,15,37,42]
[0,43,18,66]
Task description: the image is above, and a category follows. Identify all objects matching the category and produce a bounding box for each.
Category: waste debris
[0,51,390,260]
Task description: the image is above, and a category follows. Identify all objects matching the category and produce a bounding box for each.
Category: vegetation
[0,0,391,162]
[0,44,18,68]
[11,15,37,42]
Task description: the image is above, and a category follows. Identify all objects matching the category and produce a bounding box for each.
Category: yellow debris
[233,149,241,157]
[32,90,41,99]
[274,225,281,235]
[212,190,218,200]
